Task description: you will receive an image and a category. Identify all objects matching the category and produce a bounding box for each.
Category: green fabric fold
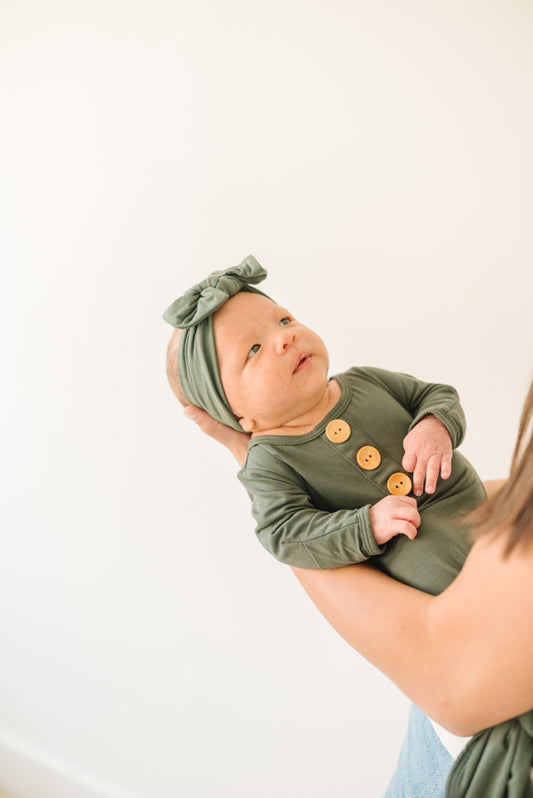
[445,711,533,797]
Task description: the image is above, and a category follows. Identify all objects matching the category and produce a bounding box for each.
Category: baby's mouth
[293,354,310,373]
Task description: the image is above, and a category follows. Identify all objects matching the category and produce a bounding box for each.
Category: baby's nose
[274,328,295,355]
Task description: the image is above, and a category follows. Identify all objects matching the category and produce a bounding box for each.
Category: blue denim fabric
[383,704,454,798]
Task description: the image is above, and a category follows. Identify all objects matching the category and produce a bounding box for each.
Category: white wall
[1,1,532,796]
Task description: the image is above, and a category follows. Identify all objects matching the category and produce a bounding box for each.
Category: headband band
[163,255,271,430]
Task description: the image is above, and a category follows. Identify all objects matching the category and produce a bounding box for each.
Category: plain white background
[1,2,532,797]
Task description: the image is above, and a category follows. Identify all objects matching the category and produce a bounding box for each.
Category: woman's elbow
[426,668,501,736]
[429,698,486,737]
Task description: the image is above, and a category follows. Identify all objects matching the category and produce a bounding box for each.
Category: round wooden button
[387,472,412,496]
[325,419,351,443]
[356,446,381,471]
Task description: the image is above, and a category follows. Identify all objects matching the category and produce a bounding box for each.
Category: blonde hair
[470,378,533,555]
[166,328,189,407]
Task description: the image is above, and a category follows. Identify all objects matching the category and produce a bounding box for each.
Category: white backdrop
[1,2,532,797]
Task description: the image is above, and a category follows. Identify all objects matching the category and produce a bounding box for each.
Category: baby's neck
[251,379,341,438]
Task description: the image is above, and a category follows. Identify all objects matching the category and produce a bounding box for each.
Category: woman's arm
[293,526,533,736]
[483,478,508,499]
[183,410,530,736]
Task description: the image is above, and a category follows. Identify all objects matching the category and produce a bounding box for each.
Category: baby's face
[213,292,330,434]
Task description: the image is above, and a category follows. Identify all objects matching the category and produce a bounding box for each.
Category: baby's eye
[246,344,261,360]
[279,317,291,327]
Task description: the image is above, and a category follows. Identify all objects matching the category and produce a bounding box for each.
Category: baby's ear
[238,416,256,434]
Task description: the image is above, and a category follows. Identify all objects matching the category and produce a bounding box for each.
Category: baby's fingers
[403,449,425,494]
[393,521,419,541]
[424,454,442,494]
[441,452,452,480]
[396,498,421,527]
[402,450,417,474]
[412,457,428,497]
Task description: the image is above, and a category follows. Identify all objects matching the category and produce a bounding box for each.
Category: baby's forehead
[232,291,276,308]
[215,291,287,324]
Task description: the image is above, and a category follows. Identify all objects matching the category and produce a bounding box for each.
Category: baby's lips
[293,353,311,373]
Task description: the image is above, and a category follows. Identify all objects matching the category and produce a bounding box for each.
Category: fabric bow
[163,255,268,329]
[162,255,272,431]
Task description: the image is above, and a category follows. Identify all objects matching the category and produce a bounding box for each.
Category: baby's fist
[370,496,420,546]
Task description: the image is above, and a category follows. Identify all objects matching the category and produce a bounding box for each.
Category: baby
[164,256,486,594]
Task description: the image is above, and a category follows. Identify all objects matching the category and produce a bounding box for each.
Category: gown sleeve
[238,448,384,569]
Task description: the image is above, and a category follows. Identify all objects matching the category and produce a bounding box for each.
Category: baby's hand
[369,496,420,546]
[402,414,452,496]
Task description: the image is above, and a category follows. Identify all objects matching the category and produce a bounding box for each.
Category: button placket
[324,416,413,498]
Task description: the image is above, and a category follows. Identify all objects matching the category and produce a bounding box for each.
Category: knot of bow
[163,255,267,329]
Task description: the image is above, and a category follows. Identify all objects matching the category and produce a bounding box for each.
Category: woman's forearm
[183,410,527,735]
[185,406,531,732]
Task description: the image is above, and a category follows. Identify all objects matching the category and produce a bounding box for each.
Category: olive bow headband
[163,255,272,431]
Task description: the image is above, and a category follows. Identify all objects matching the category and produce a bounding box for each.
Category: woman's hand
[183,406,250,466]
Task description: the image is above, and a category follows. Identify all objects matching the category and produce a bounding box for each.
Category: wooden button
[356,446,381,471]
[387,472,412,496]
[325,419,351,443]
